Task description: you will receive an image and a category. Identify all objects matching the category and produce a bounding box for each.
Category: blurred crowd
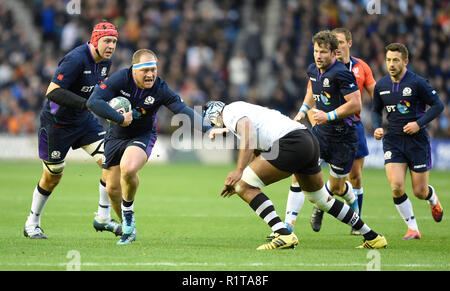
[0,0,449,137]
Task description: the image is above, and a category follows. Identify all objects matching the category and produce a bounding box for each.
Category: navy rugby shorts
[38,113,105,162]
[262,129,321,175]
[312,125,358,176]
[102,131,157,168]
[382,130,431,172]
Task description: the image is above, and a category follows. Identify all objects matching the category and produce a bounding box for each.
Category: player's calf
[305,185,383,244]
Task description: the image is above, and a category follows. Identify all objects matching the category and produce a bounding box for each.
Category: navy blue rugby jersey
[87,67,209,139]
[373,70,443,135]
[41,43,112,125]
[307,59,359,136]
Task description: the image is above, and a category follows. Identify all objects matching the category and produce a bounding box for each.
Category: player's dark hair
[332,27,352,42]
[312,30,338,52]
[385,43,409,60]
[132,49,158,64]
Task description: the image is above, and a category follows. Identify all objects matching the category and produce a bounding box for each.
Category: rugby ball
[108,97,131,115]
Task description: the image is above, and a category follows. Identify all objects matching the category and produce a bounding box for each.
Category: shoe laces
[27,225,44,235]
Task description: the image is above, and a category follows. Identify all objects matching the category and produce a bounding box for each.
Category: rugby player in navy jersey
[87,49,212,245]
[372,43,444,240]
[24,22,123,239]
[294,30,361,232]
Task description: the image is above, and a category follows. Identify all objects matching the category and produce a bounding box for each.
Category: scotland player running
[87,49,212,245]
[24,22,122,239]
[294,30,361,232]
[283,28,376,235]
[205,101,387,250]
[372,43,444,240]
[333,28,376,234]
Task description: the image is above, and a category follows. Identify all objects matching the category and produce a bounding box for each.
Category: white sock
[285,183,305,227]
[426,185,437,206]
[354,187,363,215]
[394,194,419,231]
[97,180,111,221]
[121,199,134,212]
[326,180,356,204]
[26,185,51,226]
[341,181,356,204]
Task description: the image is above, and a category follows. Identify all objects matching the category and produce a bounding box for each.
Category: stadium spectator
[0,0,448,138]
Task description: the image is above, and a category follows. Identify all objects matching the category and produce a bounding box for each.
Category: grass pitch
[1,160,449,271]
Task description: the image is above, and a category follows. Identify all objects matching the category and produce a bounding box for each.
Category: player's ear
[348,39,352,48]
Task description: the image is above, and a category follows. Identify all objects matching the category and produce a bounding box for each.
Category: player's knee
[241,166,266,189]
[42,160,66,176]
[304,186,334,212]
[106,183,121,197]
[82,139,104,164]
[348,173,362,188]
[390,183,405,197]
[328,182,346,196]
[234,180,252,195]
[120,161,141,183]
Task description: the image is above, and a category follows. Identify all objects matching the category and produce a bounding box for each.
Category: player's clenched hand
[209,128,229,140]
[220,169,243,197]
[120,111,133,127]
[313,109,328,125]
[403,121,420,135]
[374,128,384,140]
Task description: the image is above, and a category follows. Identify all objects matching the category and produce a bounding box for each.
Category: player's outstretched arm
[167,101,213,132]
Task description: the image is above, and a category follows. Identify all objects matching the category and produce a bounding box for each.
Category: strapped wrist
[327,110,338,121]
[299,104,310,115]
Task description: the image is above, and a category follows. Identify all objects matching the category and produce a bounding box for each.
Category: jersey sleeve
[162,82,212,132]
[362,61,376,87]
[415,77,444,127]
[86,70,126,124]
[371,83,383,129]
[222,102,247,132]
[336,69,359,96]
[161,83,185,109]
[51,56,83,89]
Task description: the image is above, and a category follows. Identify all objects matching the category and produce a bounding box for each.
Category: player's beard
[389,67,404,81]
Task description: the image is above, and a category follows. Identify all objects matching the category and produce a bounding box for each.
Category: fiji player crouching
[204,100,387,249]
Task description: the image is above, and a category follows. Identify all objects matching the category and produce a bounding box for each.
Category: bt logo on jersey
[81,85,95,93]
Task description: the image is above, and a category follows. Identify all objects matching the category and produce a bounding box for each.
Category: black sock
[249,193,290,235]
[327,198,377,240]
